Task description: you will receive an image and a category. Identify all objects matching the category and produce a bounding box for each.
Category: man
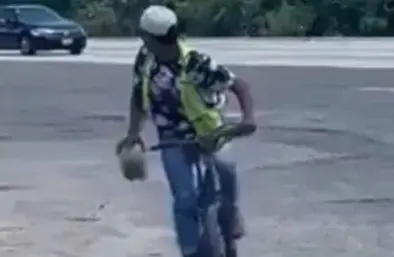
[117,5,256,257]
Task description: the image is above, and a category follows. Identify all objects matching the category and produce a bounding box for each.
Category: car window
[0,8,4,23]
[16,7,63,23]
[4,8,17,20]
[0,8,17,24]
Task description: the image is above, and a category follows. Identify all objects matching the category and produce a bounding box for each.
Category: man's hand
[198,133,225,154]
[116,134,145,155]
[198,122,256,154]
[240,118,257,136]
[116,135,147,181]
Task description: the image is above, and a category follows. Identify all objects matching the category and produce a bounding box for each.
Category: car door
[0,7,8,49]
[2,8,21,49]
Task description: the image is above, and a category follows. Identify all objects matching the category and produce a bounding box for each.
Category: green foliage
[265,1,315,36]
[3,0,72,16]
[71,0,119,36]
[7,0,394,36]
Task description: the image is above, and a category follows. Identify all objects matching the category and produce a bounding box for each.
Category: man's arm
[185,51,256,125]
[127,47,148,138]
[128,90,147,137]
[229,77,255,124]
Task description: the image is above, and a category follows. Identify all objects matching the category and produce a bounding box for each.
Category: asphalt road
[1,62,394,257]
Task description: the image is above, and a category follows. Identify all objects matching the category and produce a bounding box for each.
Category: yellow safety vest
[141,43,223,137]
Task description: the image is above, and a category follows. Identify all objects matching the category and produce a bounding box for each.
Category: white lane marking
[359,87,394,93]
[70,110,269,120]
[86,37,394,47]
[0,159,104,167]
[2,56,394,68]
[224,110,272,118]
[1,39,394,67]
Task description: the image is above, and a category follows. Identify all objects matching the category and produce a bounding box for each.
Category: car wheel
[69,46,83,55]
[20,36,36,56]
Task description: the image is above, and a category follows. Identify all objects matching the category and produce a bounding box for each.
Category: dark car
[0,4,87,55]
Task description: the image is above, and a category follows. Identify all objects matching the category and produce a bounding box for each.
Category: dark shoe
[184,252,200,257]
[226,246,238,257]
[232,207,245,240]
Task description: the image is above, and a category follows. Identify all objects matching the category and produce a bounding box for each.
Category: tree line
[6,0,394,37]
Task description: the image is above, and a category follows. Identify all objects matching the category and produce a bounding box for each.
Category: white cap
[139,5,178,36]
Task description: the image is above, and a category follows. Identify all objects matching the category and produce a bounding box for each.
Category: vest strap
[141,43,223,136]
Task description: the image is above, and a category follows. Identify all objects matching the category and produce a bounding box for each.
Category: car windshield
[17,7,63,23]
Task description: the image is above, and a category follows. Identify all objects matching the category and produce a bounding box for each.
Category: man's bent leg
[160,145,200,257]
[213,146,245,240]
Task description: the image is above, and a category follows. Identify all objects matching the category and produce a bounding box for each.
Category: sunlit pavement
[1,39,394,256]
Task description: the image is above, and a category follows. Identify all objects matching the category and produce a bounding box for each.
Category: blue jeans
[160,141,238,256]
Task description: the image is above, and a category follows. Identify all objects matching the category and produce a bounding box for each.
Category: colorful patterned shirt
[132,45,235,139]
